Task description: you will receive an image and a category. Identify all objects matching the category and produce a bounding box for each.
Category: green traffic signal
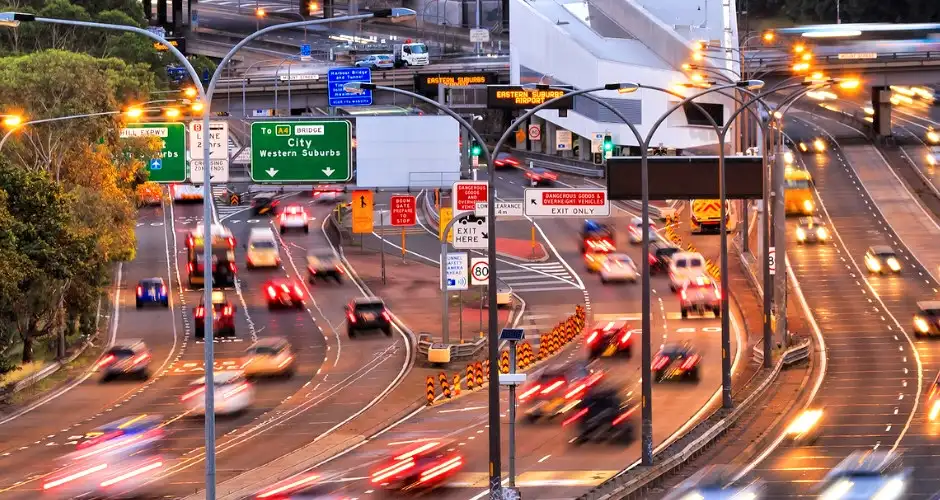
[602,135,613,152]
[471,144,482,156]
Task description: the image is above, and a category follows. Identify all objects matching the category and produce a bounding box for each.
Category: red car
[370,441,463,491]
[652,342,701,382]
[194,291,236,340]
[264,280,305,310]
[586,321,634,359]
[525,167,558,186]
[494,152,520,168]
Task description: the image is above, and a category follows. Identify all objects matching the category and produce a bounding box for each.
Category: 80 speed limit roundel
[470,258,489,286]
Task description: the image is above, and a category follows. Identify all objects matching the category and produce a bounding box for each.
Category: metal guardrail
[416,333,487,362]
[513,150,606,178]
[752,339,810,367]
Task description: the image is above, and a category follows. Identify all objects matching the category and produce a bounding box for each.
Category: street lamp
[1,114,22,127]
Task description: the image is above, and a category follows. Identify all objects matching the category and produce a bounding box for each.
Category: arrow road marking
[322,167,335,177]
[265,168,278,177]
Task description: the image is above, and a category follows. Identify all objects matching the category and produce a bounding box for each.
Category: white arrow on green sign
[250,121,352,183]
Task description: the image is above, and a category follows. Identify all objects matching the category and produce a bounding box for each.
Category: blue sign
[300,44,311,57]
[150,158,163,170]
[447,278,456,287]
[499,328,525,341]
[327,67,373,107]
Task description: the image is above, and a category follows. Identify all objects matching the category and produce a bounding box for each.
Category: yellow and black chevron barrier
[475,361,484,387]
[426,376,435,405]
[440,372,452,399]
[230,193,240,206]
[466,364,475,391]
[499,350,511,374]
[483,359,490,377]
[453,373,461,396]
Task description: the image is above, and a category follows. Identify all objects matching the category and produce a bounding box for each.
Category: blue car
[136,277,169,308]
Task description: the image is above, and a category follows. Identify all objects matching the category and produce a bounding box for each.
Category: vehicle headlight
[887,258,901,271]
[796,228,806,241]
[803,199,814,212]
[786,409,822,436]
[916,317,930,333]
[872,477,906,500]
[930,400,940,421]
[868,257,881,271]
[820,479,854,500]
[816,227,828,240]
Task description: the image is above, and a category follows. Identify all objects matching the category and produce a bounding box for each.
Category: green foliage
[745,0,940,23]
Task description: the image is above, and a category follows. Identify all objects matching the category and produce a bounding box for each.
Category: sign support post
[380,211,386,285]
[401,228,406,263]
[497,327,525,497]
[440,211,473,344]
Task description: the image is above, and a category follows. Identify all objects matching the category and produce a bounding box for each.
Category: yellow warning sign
[439,207,453,242]
[352,190,374,234]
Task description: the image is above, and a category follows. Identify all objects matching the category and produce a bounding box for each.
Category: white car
[171,183,203,202]
[668,251,707,291]
[181,371,253,416]
[628,217,657,244]
[241,337,295,378]
[313,186,343,203]
[278,204,310,233]
[600,254,638,284]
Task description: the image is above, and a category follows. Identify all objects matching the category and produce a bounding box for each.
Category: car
[278,204,310,234]
[586,321,634,359]
[493,152,520,168]
[817,451,911,500]
[312,185,344,203]
[927,371,940,422]
[783,408,824,444]
[307,251,344,283]
[525,167,558,186]
[913,301,940,337]
[370,440,463,490]
[599,253,638,284]
[649,241,680,274]
[679,275,721,318]
[627,216,657,244]
[346,297,392,337]
[250,192,280,215]
[194,291,236,340]
[668,251,707,291]
[246,227,281,269]
[584,251,610,273]
[518,362,602,423]
[136,277,169,308]
[97,340,151,382]
[865,245,902,274]
[252,473,351,499]
[264,279,305,310]
[662,466,765,500]
[355,54,394,70]
[241,337,295,378]
[652,342,701,382]
[581,220,616,254]
[180,370,253,416]
[565,386,638,445]
[795,216,829,244]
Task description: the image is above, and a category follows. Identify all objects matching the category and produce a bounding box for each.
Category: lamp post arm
[720,81,812,138]
[641,83,732,146]
[0,110,126,150]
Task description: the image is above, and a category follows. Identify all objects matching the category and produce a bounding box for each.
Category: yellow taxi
[584,252,610,273]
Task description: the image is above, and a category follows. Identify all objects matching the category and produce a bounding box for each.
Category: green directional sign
[120,122,186,183]
[250,121,352,183]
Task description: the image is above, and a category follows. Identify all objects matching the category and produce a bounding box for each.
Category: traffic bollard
[453,373,461,396]
[441,372,452,399]
[475,362,484,388]
[466,364,475,391]
[426,376,435,405]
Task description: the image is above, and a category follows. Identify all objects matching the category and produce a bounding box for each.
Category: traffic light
[602,134,613,153]
[470,142,482,157]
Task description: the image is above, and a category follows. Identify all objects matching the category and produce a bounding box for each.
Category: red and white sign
[470,257,489,286]
[524,188,610,217]
[452,181,488,212]
[389,195,417,226]
[528,124,541,141]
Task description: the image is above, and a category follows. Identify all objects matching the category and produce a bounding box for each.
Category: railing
[416,333,487,362]
[512,150,606,178]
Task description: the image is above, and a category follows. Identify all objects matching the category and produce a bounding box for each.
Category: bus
[187,229,237,289]
[784,169,815,216]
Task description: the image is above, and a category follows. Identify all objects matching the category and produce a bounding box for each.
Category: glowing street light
[2,114,22,127]
[165,107,181,119]
[792,62,811,72]
[837,79,860,90]
[125,107,144,119]
[801,52,813,62]
[681,62,692,71]
[762,31,775,42]
[191,101,205,113]
[255,7,266,17]
[793,44,806,54]
[692,52,704,61]
[183,87,198,99]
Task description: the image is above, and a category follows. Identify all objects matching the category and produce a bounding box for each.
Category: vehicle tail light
[680,289,687,300]
[187,235,194,247]
[336,266,345,274]
[507,159,519,166]
[280,284,290,293]
[931,401,940,422]
[540,380,565,395]
[293,285,303,297]
[96,355,115,369]
[136,286,143,296]
[419,456,463,483]
[229,262,237,273]
[371,458,416,484]
[587,331,599,345]
[188,262,193,273]
[227,237,235,248]
[612,408,637,426]
[546,172,558,180]
[564,383,587,400]
[620,331,632,345]
[381,311,391,321]
[223,382,250,399]
[223,306,233,316]
[160,285,167,296]
[347,312,356,323]
[256,474,321,498]
[562,408,589,427]
[649,254,656,264]
[181,386,206,401]
[99,459,163,488]
[43,463,109,490]
[715,287,721,299]
[195,306,205,318]
[680,354,700,370]
[395,441,441,461]
[267,286,276,299]
[519,384,541,402]
[132,353,150,365]
[652,355,670,370]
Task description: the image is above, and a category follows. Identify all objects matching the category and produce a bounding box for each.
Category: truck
[689,199,730,234]
[393,40,429,67]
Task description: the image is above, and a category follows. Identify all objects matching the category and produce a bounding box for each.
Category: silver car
[355,54,394,70]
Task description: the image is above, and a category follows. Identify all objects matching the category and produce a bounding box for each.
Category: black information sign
[415,72,496,95]
[486,85,574,110]
[606,156,764,200]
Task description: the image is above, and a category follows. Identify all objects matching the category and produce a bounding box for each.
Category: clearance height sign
[250,121,352,183]
[486,85,574,110]
[414,72,495,96]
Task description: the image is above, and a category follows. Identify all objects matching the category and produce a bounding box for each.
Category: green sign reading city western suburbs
[250,121,352,183]
[120,122,186,183]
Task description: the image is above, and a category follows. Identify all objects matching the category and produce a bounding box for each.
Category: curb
[496,248,550,263]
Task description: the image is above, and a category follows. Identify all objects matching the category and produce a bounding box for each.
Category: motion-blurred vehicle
[927,127,939,144]
[581,220,616,254]
[817,451,911,500]
[264,279,305,310]
[493,152,520,168]
[586,320,634,359]
[865,245,902,274]
[370,441,463,491]
[653,342,701,382]
[135,181,162,207]
[813,138,827,153]
[278,204,310,234]
[912,301,940,337]
[307,251,344,284]
[795,216,829,244]
[584,251,610,273]
[662,466,765,500]
[252,473,351,499]
[43,415,165,497]
[194,291,236,340]
[525,166,558,186]
[187,224,237,288]
[628,216,656,244]
[181,370,253,416]
[251,191,280,215]
[565,386,638,445]
[927,371,940,421]
[246,227,281,269]
[690,199,729,234]
[355,54,394,69]
[241,337,295,378]
[187,223,235,250]
[668,251,707,291]
[171,183,203,202]
[97,340,151,382]
[518,361,602,423]
[346,297,392,337]
[312,185,344,203]
[649,241,680,274]
[784,408,824,444]
[599,253,637,284]
[136,277,169,308]
[785,168,815,215]
[679,275,721,318]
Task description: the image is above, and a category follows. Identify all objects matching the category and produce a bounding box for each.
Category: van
[246,228,280,269]
[668,251,707,291]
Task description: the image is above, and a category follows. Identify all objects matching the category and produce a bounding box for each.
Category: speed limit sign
[470,257,489,286]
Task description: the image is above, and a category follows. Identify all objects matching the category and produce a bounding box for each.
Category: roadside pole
[380,210,386,285]
[497,327,526,495]
[773,142,787,345]
[439,211,473,345]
